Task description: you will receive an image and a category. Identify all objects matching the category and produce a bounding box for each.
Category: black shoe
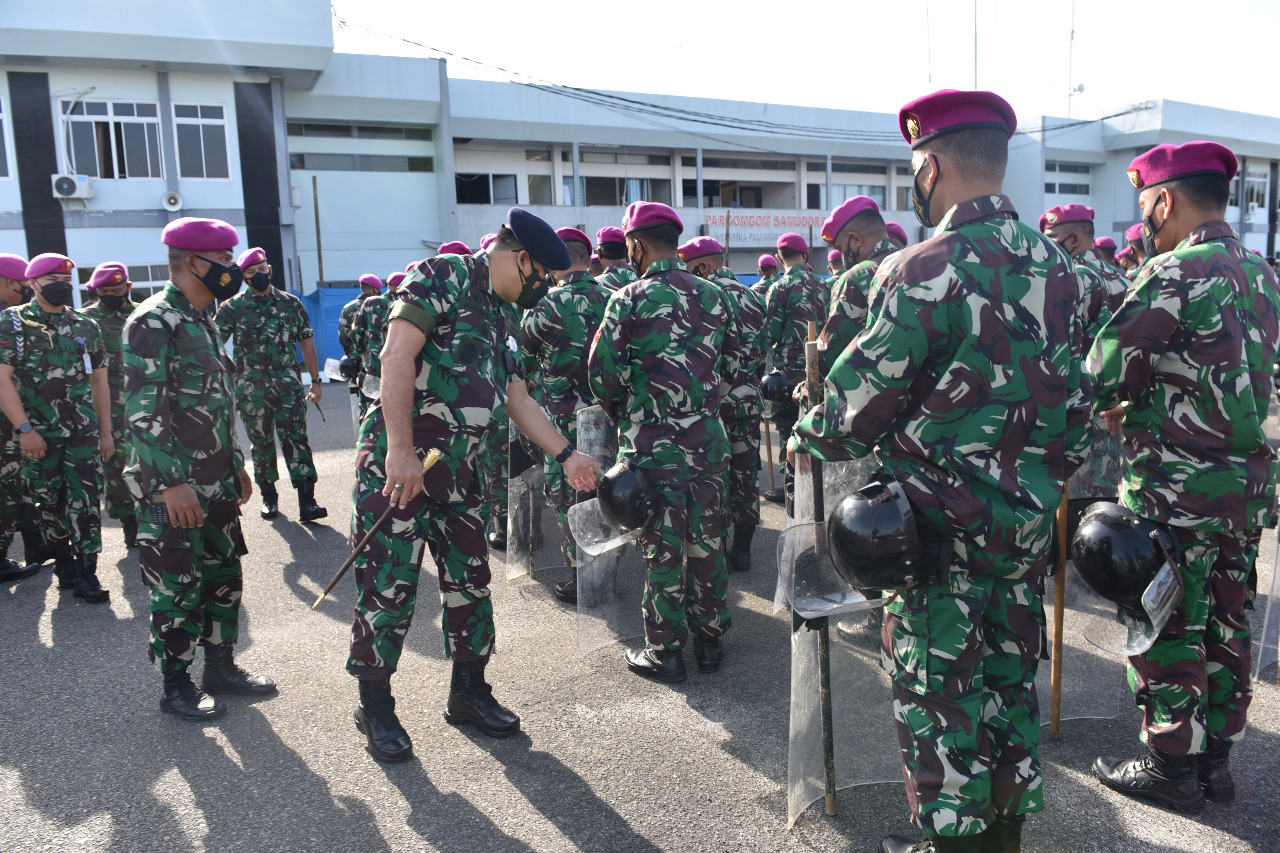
[553,579,577,604]
[1093,746,1205,814]
[728,524,755,573]
[20,527,53,568]
[487,517,507,550]
[986,814,1024,853]
[0,558,37,583]
[761,487,785,504]
[880,834,983,853]
[201,643,278,695]
[354,677,414,762]
[72,554,110,603]
[51,549,77,591]
[443,660,521,738]
[692,637,722,673]
[122,515,138,548]
[624,647,688,683]
[835,610,881,641]
[161,670,227,721]
[297,481,328,522]
[260,484,279,520]
[1199,735,1235,802]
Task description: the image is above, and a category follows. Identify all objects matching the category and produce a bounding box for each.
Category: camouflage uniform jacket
[708,267,766,416]
[354,291,394,378]
[819,238,903,375]
[82,298,137,435]
[588,257,740,477]
[520,271,611,419]
[793,195,1089,579]
[338,294,367,358]
[764,266,828,378]
[750,273,778,298]
[121,283,244,501]
[215,287,314,379]
[1077,248,1130,314]
[1088,220,1280,532]
[0,302,105,438]
[596,262,638,292]
[387,251,522,504]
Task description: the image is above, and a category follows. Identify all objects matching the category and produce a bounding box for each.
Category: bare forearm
[299,338,320,378]
[507,382,568,455]
[381,350,415,454]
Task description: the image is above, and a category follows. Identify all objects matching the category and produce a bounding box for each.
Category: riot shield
[1067,416,1124,500]
[323,357,345,382]
[791,456,882,523]
[575,534,647,656]
[775,521,880,619]
[568,499,633,557]
[575,405,617,470]
[1076,559,1182,658]
[506,421,562,581]
[1037,565,1127,722]
[1253,525,1279,682]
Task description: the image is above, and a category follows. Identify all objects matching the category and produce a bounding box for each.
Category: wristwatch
[17,423,31,434]
[554,444,574,464]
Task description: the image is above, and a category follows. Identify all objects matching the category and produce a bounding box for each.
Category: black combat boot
[51,546,77,590]
[161,669,227,721]
[72,554,110,603]
[487,514,507,550]
[122,514,138,548]
[692,637,722,673]
[200,643,277,695]
[553,579,577,604]
[985,814,1024,853]
[260,483,279,520]
[297,481,328,522]
[1093,744,1205,814]
[21,526,53,570]
[0,537,37,583]
[728,524,755,573]
[624,647,688,683]
[880,833,985,853]
[354,677,414,762]
[443,659,521,738]
[1198,735,1235,802]
[761,487,785,504]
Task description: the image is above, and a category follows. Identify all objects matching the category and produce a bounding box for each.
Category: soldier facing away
[339,273,382,362]
[751,253,779,297]
[593,226,638,292]
[791,89,1088,853]
[0,253,43,584]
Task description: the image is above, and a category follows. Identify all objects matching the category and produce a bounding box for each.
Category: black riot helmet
[761,368,799,424]
[597,459,661,533]
[338,354,360,381]
[826,480,929,591]
[1070,502,1180,617]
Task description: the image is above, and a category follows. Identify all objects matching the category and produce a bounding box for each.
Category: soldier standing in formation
[751,253,779,297]
[588,202,741,682]
[0,253,114,603]
[1040,204,1128,332]
[1124,221,1148,273]
[594,226,637,292]
[82,261,139,547]
[339,273,382,362]
[1093,235,1120,270]
[824,248,844,283]
[520,226,611,603]
[216,247,326,522]
[124,217,275,722]
[350,270,404,424]
[791,89,1087,853]
[346,208,599,762]
[0,254,41,583]
[1089,142,1280,814]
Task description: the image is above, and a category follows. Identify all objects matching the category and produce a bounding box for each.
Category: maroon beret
[25,253,75,279]
[162,217,239,252]
[899,89,1017,149]
[0,253,28,281]
[1127,141,1237,191]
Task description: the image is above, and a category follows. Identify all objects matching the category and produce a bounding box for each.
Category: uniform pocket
[883,601,931,696]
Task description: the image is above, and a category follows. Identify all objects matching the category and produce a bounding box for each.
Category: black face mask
[193,255,243,300]
[18,284,33,302]
[514,255,552,309]
[39,279,74,307]
[248,271,271,292]
[1141,197,1165,259]
[911,156,939,229]
[99,293,127,311]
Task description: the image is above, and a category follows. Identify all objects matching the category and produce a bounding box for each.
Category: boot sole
[1093,767,1206,814]
[160,699,228,722]
[442,708,521,738]
[300,512,328,522]
[1203,785,1236,802]
[72,592,111,603]
[0,568,39,582]
[201,681,278,696]
[625,661,688,683]
[354,710,415,762]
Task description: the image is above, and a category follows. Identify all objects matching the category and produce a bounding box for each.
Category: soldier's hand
[563,451,601,492]
[163,483,204,529]
[100,431,115,461]
[1102,404,1126,437]
[236,468,253,506]
[308,382,323,403]
[20,430,45,460]
[383,447,424,508]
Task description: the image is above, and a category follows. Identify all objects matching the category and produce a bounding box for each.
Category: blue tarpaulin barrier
[301,287,360,367]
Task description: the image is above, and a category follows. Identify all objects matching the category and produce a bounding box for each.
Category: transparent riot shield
[568,499,632,557]
[1076,559,1182,658]
[323,357,345,382]
[776,521,880,619]
[575,534,647,656]
[1037,565,1127,722]
[506,422,562,581]
[1066,416,1124,500]
[575,405,617,470]
[1253,525,1279,682]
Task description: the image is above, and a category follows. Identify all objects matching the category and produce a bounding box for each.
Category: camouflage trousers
[25,432,102,556]
[478,414,509,528]
[883,570,1046,837]
[637,468,732,651]
[233,375,317,490]
[543,409,582,567]
[1128,525,1257,754]
[347,465,494,679]
[724,411,761,528]
[0,432,21,551]
[100,426,134,522]
[139,498,248,673]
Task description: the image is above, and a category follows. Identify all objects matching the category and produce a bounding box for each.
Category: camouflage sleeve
[293,295,315,342]
[0,308,16,367]
[214,300,236,345]
[763,279,785,353]
[1087,264,1183,411]
[337,304,356,356]
[1064,274,1091,475]
[84,317,106,371]
[587,290,631,420]
[123,314,187,490]
[389,260,455,338]
[716,288,745,399]
[519,301,548,378]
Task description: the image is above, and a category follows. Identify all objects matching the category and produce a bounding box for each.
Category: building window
[61,100,162,179]
[807,184,822,210]
[681,156,793,171]
[576,149,671,166]
[454,173,517,204]
[528,175,552,205]
[808,161,888,175]
[173,104,229,179]
[492,174,518,205]
[562,175,578,205]
[1056,183,1090,195]
[286,122,432,140]
[897,186,912,211]
[817,184,887,210]
[896,165,911,176]
[1046,161,1090,174]
[290,153,433,173]
[1045,183,1056,193]
[581,177,671,206]
[0,99,8,178]
[526,149,551,161]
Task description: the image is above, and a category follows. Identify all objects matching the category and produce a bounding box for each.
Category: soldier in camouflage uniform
[0,253,42,583]
[1093,235,1120,272]
[0,253,115,603]
[216,247,326,522]
[762,233,827,510]
[751,254,779,297]
[594,226,638,292]
[678,236,766,574]
[520,227,611,602]
[1089,141,1280,814]
[350,270,405,424]
[1124,222,1148,277]
[125,217,274,723]
[339,273,382,360]
[346,208,599,762]
[589,202,742,682]
[791,90,1088,853]
[82,261,139,547]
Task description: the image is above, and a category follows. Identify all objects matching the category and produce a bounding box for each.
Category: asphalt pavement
[2,393,1278,853]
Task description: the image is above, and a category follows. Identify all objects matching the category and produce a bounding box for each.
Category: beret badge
[905,114,921,140]
[1128,169,1143,189]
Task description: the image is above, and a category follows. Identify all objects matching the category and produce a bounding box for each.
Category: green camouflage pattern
[819,238,902,376]
[595,261,638,292]
[0,431,19,552]
[122,283,244,506]
[750,272,779,298]
[1088,221,1280,532]
[235,375,315,489]
[25,433,102,555]
[764,265,828,378]
[82,297,137,520]
[0,302,105,436]
[352,290,395,422]
[215,286,314,373]
[1076,248,1130,316]
[337,294,367,358]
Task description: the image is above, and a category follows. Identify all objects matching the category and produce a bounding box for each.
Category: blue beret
[507,207,571,271]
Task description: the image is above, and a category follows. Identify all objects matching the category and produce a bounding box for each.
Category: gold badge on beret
[61,260,72,272]
[1128,169,1143,189]
[1045,211,1058,225]
[906,114,921,140]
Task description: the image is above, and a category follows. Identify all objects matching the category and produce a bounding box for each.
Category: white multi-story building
[3,2,1277,359]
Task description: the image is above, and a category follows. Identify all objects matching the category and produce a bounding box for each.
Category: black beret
[507,207,571,271]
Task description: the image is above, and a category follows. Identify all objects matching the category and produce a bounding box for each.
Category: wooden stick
[763,420,776,490]
[1050,488,1068,739]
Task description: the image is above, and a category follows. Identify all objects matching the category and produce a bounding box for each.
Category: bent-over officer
[216,247,326,522]
[346,207,599,763]
[791,89,1087,853]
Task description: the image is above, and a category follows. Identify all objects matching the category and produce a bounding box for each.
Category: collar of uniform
[934,194,1017,235]
[558,270,594,287]
[161,281,199,316]
[1181,220,1237,250]
[641,257,686,277]
[869,238,900,261]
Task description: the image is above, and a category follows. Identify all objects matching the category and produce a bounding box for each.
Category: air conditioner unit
[51,174,93,200]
